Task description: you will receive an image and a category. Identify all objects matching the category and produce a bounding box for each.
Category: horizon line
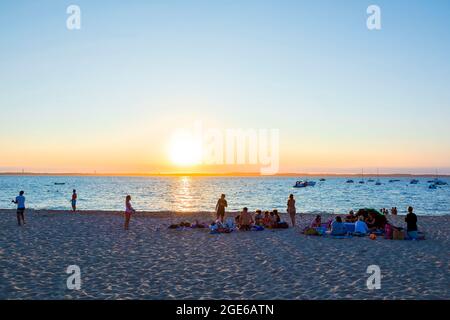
[0,172,448,177]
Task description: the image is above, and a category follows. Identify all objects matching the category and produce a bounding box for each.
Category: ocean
[0,175,449,215]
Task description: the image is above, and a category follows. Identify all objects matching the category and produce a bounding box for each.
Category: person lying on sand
[238,207,254,231]
[330,216,347,236]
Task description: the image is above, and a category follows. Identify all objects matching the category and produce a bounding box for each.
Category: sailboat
[359,169,365,184]
[375,169,382,185]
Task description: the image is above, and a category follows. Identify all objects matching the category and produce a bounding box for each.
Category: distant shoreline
[0,172,449,178]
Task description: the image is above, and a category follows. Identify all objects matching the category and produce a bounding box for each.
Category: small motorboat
[367,179,375,182]
[389,179,401,183]
[319,178,326,182]
[54,182,66,185]
[293,180,316,188]
[429,184,437,189]
[359,180,365,184]
[375,181,382,186]
[410,179,419,184]
[346,180,354,183]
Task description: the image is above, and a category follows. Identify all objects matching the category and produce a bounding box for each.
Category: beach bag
[384,223,393,239]
[304,227,319,236]
[393,228,405,240]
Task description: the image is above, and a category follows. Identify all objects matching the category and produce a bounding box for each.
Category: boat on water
[359,169,365,184]
[54,182,66,185]
[346,179,354,184]
[375,181,382,185]
[293,180,316,188]
[428,179,447,186]
[389,179,401,183]
[410,179,419,184]
[429,184,437,189]
[319,178,326,182]
[367,179,375,182]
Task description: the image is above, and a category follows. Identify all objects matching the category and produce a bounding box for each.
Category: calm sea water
[0,176,449,215]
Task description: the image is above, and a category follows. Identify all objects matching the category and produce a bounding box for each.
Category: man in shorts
[215,194,228,222]
[12,190,26,226]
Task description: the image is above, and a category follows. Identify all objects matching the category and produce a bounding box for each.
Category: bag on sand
[393,227,405,240]
[304,227,319,236]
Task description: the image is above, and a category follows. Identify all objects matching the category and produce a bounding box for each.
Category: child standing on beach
[71,189,77,212]
[215,194,228,223]
[12,191,26,226]
[287,194,296,227]
[124,195,136,230]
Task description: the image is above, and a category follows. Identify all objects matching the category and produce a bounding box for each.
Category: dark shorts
[17,208,25,215]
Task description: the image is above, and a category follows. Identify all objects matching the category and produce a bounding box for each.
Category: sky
[1,0,450,174]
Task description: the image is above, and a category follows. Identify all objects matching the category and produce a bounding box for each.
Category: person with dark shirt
[405,206,418,240]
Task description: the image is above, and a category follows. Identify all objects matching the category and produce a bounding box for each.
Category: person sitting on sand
[238,207,254,231]
[124,195,136,230]
[367,212,387,231]
[405,206,418,240]
[287,194,296,227]
[71,189,77,212]
[12,190,26,226]
[310,215,322,228]
[215,194,228,223]
[254,210,263,226]
[354,216,369,235]
[262,211,271,227]
[330,216,347,236]
[345,210,356,222]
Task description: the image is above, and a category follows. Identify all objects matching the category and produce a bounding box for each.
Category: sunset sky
[1,0,450,174]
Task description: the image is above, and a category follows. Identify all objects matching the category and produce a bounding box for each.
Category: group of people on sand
[305,207,419,240]
[10,189,78,227]
[215,193,297,228]
[8,190,419,240]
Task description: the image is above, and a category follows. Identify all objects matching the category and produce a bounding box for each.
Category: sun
[168,132,202,166]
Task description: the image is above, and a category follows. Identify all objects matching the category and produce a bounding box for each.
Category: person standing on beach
[124,195,136,230]
[12,191,26,226]
[287,194,296,227]
[71,189,77,212]
[405,206,418,240]
[215,194,227,223]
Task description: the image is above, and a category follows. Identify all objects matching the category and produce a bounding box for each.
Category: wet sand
[0,209,449,300]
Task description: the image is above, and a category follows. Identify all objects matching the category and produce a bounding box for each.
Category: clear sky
[1,0,450,174]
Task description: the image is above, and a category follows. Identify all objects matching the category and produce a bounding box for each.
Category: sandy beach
[0,209,449,300]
